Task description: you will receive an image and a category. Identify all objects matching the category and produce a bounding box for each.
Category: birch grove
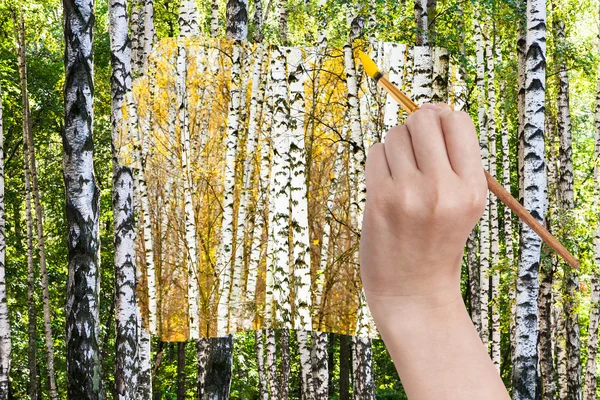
[4,1,600,398]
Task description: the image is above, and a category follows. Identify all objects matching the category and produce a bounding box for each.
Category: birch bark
[109,0,139,397]
[63,0,104,396]
[475,12,490,348]
[486,31,500,371]
[555,16,580,399]
[584,18,600,397]
[513,1,547,398]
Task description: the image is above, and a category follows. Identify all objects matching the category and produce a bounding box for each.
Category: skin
[360,103,510,399]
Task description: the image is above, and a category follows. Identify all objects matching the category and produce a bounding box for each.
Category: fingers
[383,125,419,178]
[365,143,392,190]
[404,108,452,175]
[439,111,484,180]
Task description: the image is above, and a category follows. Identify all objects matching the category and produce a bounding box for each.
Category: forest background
[0,0,600,399]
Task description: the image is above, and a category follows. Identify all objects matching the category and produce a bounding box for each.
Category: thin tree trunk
[311,331,328,400]
[554,290,567,399]
[0,83,10,400]
[475,11,490,348]
[467,230,480,331]
[584,278,600,399]
[13,6,38,399]
[513,1,547,398]
[196,337,209,399]
[24,118,38,400]
[554,15,580,400]
[539,113,557,400]
[137,327,152,399]
[278,0,287,44]
[204,335,234,399]
[255,330,268,400]
[486,28,500,371]
[177,342,186,400]
[339,335,350,400]
[13,7,58,398]
[279,328,290,400]
[253,0,263,42]
[266,329,279,399]
[414,0,428,46]
[287,47,313,400]
[177,6,201,340]
[226,0,248,39]
[211,0,219,37]
[63,0,103,397]
[431,47,449,104]
[584,20,600,397]
[383,44,405,134]
[109,0,139,397]
[514,28,526,371]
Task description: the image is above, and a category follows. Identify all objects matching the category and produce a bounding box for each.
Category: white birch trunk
[137,326,152,399]
[211,0,220,37]
[287,47,314,400]
[265,329,279,399]
[109,0,139,397]
[383,43,405,136]
[486,33,500,371]
[0,83,9,400]
[268,45,292,328]
[555,18,580,399]
[63,0,103,396]
[556,289,568,399]
[431,47,449,104]
[475,14,490,348]
[513,2,547,398]
[215,42,244,336]
[175,28,200,340]
[412,46,433,105]
[179,0,200,37]
[584,24,600,398]
[255,330,269,400]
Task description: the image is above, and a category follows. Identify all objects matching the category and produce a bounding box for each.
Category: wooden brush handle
[377,76,580,269]
[485,171,579,269]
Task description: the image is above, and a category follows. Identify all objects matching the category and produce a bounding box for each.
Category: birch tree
[287,47,313,399]
[0,83,8,400]
[486,30,500,371]
[475,11,490,347]
[554,16,580,399]
[63,0,104,397]
[513,1,547,398]
[584,17,600,398]
[177,0,201,340]
[344,9,375,399]
[109,0,139,397]
[539,112,557,400]
[130,2,154,396]
[413,0,432,104]
[268,45,292,398]
[12,7,59,398]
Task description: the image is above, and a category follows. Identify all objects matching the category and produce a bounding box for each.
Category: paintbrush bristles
[358,51,381,81]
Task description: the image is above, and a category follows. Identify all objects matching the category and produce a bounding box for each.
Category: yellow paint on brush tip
[358,51,379,79]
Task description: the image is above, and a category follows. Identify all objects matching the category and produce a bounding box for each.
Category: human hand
[360,103,487,316]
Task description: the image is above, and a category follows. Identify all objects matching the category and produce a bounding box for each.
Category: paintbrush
[357,50,580,269]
